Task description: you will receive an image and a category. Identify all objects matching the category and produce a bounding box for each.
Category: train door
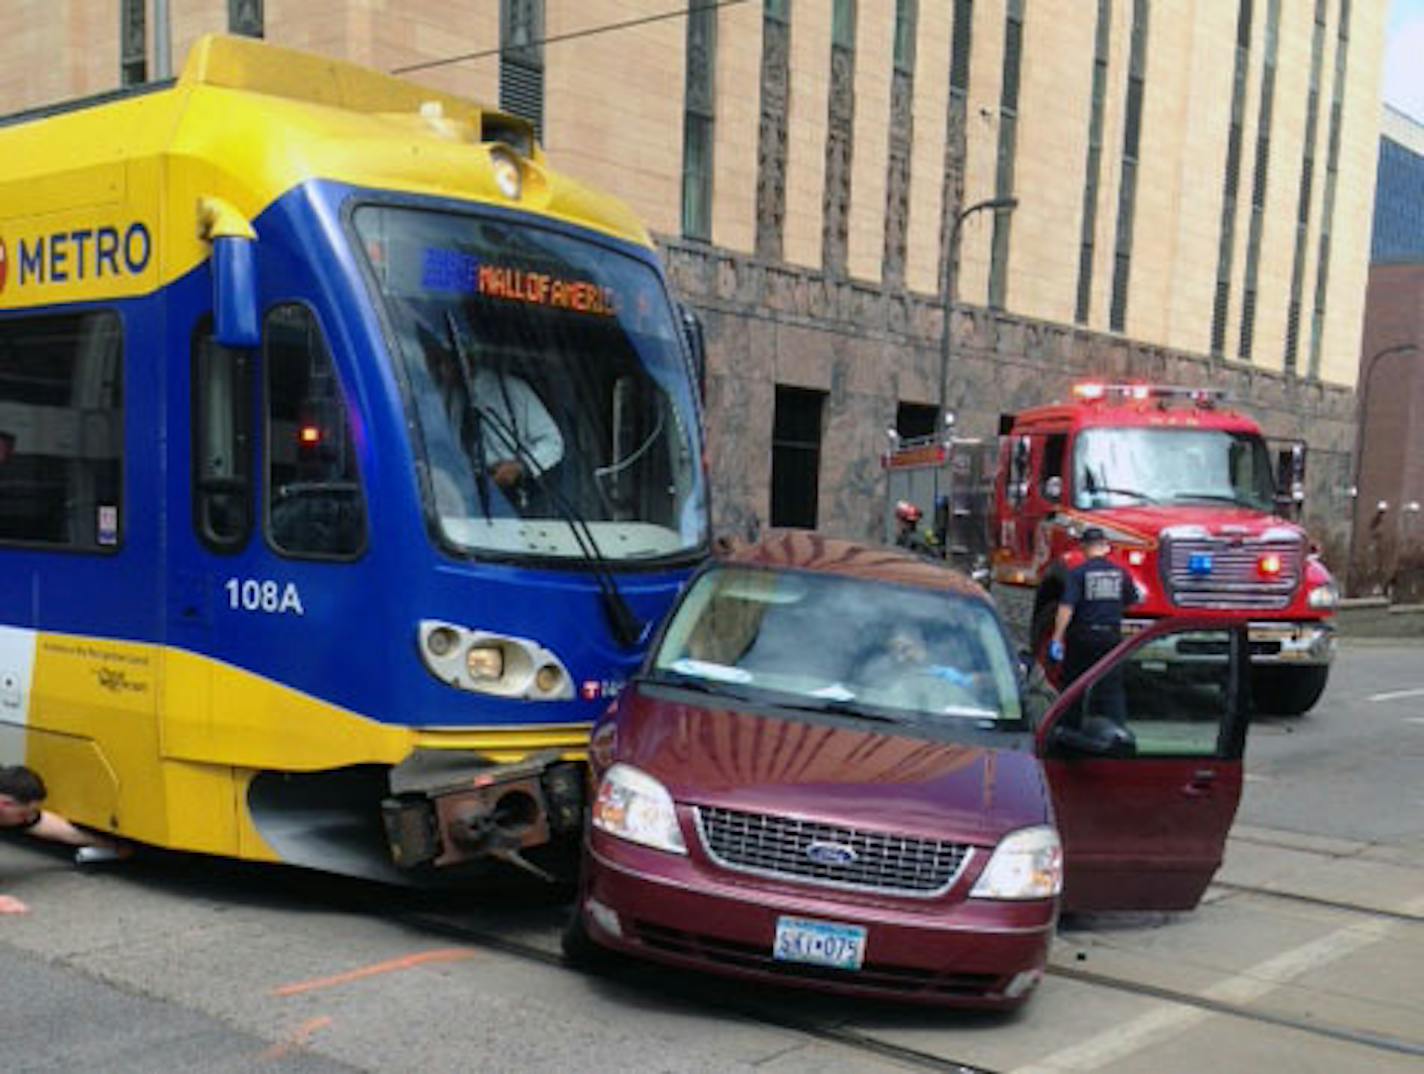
[164,299,373,860]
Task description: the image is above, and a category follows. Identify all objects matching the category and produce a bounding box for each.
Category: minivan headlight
[1307,582,1339,610]
[592,763,687,855]
[970,826,1063,900]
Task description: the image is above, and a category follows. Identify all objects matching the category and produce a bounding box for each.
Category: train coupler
[381,749,586,877]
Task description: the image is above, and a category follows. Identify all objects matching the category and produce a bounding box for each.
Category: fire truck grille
[693,806,971,897]
[1164,537,1301,609]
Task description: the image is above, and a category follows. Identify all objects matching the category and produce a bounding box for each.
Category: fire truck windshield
[1073,428,1275,512]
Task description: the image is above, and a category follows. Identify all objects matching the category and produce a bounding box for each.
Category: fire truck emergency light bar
[1071,382,1227,407]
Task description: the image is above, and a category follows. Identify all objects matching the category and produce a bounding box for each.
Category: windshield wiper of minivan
[472,398,647,649]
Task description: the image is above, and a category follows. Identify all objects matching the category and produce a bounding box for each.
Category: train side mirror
[199,197,261,349]
[212,237,261,348]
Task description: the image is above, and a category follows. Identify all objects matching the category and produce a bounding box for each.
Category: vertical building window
[500,0,545,140]
[823,0,857,274]
[988,0,1024,310]
[1108,0,1149,333]
[1285,0,1328,371]
[120,0,146,86]
[228,0,264,38]
[1309,0,1352,379]
[1211,0,1254,356]
[1238,0,1281,361]
[894,0,917,74]
[756,0,792,259]
[884,0,918,284]
[949,0,974,97]
[682,2,717,241]
[770,386,825,530]
[1075,0,1112,325]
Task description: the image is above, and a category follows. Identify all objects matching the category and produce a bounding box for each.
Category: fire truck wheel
[1250,665,1328,717]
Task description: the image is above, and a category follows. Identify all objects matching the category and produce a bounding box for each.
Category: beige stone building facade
[0,1,1390,558]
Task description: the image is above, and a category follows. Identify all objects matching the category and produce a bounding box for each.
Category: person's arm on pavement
[28,810,131,857]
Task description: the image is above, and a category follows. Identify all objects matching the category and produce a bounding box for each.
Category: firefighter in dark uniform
[1048,526,1140,725]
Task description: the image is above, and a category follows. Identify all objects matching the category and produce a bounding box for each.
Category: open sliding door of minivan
[1030,621,1250,913]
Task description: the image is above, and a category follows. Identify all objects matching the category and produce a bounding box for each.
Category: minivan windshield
[353,205,706,563]
[650,567,1024,726]
[1073,427,1275,511]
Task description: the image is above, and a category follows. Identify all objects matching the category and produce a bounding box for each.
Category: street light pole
[1351,342,1418,504]
[938,196,1019,432]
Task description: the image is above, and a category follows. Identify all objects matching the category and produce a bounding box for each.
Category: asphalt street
[2,640,1421,1074]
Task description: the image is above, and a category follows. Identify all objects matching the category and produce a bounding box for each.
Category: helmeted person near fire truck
[1048,526,1141,724]
[893,501,935,557]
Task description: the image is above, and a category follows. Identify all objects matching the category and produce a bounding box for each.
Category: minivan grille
[1164,536,1301,609]
[694,806,971,897]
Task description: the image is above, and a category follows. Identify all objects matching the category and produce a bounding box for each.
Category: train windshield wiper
[473,401,646,649]
[444,312,492,522]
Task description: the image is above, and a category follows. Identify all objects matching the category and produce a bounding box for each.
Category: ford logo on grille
[805,840,858,866]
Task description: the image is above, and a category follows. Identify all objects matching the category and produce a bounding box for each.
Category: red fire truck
[990,382,1337,716]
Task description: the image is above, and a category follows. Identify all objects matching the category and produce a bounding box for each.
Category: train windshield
[354,206,706,563]
[1073,428,1275,511]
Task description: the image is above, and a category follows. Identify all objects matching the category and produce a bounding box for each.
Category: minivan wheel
[1251,665,1328,717]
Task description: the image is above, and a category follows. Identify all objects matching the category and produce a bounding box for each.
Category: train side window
[192,326,253,552]
[263,305,366,558]
[0,311,124,550]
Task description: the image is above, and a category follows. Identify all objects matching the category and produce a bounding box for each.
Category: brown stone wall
[662,238,1358,573]
[1351,264,1424,594]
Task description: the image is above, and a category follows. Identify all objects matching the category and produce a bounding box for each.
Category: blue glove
[1047,639,1065,663]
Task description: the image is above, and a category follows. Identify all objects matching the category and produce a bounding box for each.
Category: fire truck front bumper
[1121,619,1335,667]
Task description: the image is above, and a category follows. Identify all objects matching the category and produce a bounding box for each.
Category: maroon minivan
[566,533,1250,1008]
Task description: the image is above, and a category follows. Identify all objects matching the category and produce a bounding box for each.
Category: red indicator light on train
[1257,553,1282,577]
[299,425,322,446]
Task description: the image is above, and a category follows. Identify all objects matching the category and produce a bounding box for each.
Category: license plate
[772,916,866,971]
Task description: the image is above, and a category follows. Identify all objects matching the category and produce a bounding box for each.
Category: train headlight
[466,644,505,681]
[418,621,574,700]
[490,147,523,200]
[1307,582,1339,610]
[426,627,459,658]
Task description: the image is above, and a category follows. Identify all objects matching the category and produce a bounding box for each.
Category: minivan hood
[613,687,1050,847]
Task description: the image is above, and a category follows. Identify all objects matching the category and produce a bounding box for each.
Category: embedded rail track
[387,876,1424,1070]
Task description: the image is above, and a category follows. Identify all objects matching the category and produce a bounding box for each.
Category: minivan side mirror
[1047,717,1137,758]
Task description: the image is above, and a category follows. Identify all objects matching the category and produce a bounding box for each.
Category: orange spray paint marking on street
[260,1016,333,1060]
[273,948,475,997]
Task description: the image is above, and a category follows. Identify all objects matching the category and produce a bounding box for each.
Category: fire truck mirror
[1043,476,1063,503]
[1009,437,1032,505]
[678,303,707,400]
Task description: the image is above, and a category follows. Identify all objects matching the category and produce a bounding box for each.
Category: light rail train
[0,35,707,883]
